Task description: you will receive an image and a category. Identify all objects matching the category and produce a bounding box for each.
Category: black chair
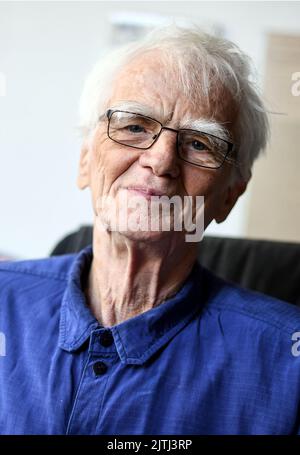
[51,225,300,307]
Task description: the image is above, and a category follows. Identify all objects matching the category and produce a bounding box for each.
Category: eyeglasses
[103,109,236,169]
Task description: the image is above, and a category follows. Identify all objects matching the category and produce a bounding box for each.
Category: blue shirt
[1,245,300,435]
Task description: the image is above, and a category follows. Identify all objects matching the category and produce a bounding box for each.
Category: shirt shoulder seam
[207,302,300,334]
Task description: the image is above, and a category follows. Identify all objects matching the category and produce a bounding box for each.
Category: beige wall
[246,34,300,242]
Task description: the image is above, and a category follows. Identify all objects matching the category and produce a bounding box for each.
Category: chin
[116,228,172,243]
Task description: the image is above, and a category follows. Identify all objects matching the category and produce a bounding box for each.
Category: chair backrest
[50,225,300,307]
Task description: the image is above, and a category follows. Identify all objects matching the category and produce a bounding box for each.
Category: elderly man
[0,26,300,435]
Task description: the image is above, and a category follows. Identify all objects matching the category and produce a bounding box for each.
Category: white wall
[1,1,300,258]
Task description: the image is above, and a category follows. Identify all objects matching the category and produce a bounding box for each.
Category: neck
[85,223,198,327]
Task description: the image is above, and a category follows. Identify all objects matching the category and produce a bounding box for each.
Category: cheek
[181,167,227,224]
[181,166,217,197]
[89,133,139,200]
[203,176,229,225]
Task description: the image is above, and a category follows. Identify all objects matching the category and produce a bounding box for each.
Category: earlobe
[77,143,91,190]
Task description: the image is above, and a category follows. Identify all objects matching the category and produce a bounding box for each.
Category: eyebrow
[109,101,232,142]
[181,118,231,142]
[109,101,163,119]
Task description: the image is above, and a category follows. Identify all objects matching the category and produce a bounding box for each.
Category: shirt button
[93,361,108,376]
[99,330,114,347]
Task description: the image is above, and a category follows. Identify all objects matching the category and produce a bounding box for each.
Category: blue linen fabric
[0,245,300,435]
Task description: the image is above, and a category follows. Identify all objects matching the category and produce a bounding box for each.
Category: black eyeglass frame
[104,109,236,170]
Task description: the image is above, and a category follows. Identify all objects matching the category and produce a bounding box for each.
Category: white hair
[79,25,269,181]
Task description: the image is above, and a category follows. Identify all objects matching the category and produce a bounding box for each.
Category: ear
[215,177,249,224]
[77,142,91,190]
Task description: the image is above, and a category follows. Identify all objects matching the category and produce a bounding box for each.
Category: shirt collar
[59,245,205,364]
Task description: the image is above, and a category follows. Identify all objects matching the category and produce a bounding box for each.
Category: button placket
[66,329,119,435]
[89,329,117,378]
[89,328,116,356]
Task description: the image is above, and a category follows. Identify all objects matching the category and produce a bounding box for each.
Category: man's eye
[191,140,209,151]
[126,124,146,133]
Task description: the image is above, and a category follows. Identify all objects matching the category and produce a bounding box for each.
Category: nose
[138,129,180,178]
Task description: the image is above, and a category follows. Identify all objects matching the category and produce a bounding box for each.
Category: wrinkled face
[78,51,247,243]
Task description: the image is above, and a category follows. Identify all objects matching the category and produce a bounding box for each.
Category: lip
[126,186,168,198]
